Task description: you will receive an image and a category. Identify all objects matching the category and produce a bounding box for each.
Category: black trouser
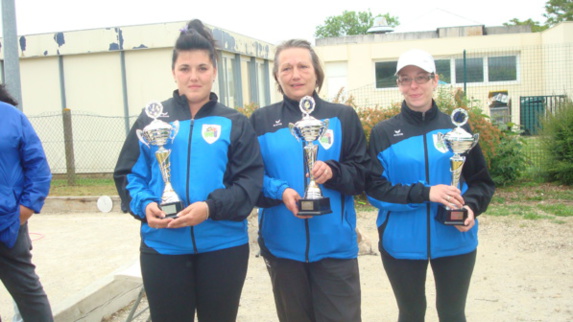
[0,223,53,322]
[140,243,249,322]
[263,254,361,322]
[381,249,477,322]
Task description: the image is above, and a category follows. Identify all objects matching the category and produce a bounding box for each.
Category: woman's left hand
[311,161,333,185]
[455,206,475,232]
[167,201,210,228]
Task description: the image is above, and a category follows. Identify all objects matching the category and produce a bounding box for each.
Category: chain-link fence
[28,110,137,181]
[27,43,571,182]
[340,42,572,170]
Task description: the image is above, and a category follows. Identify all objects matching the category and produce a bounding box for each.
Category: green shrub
[488,124,528,186]
[539,99,573,185]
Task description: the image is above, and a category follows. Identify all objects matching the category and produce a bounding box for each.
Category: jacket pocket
[0,185,18,214]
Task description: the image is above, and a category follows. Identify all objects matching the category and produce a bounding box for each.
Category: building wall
[1,21,277,116]
[315,22,573,126]
[0,21,278,174]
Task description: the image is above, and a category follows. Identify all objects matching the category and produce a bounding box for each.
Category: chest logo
[433,133,449,153]
[393,129,403,137]
[202,124,221,144]
[318,129,334,150]
[273,119,283,127]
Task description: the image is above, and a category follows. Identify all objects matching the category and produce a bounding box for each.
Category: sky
[2,0,549,45]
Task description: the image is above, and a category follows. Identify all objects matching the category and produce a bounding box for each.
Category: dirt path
[106,212,573,322]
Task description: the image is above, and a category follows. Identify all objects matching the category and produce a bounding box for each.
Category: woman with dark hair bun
[114,19,263,321]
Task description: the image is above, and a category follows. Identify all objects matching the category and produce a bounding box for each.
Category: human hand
[455,206,475,232]
[282,188,311,219]
[19,205,34,225]
[145,202,174,229]
[429,184,464,209]
[310,161,333,185]
[167,201,209,229]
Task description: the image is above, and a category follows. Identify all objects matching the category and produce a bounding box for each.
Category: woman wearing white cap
[366,49,495,321]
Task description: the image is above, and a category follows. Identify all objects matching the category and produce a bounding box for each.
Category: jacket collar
[401,100,439,125]
[282,91,321,113]
[172,90,219,117]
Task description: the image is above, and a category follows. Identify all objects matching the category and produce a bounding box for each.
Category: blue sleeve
[19,115,51,213]
[263,174,289,200]
[126,142,161,219]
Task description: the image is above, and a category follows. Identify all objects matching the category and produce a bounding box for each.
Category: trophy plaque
[289,96,332,216]
[136,101,183,218]
[436,108,479,225]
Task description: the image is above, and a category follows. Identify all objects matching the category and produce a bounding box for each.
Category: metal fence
[26,42,571,179]
[28,110,137,178]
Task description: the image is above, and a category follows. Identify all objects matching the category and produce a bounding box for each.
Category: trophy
[436,108,479,225]
[289,96,332,216]
[136,102,183,218]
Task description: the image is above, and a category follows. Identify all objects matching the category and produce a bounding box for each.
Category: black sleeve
[460,143,496,216]
[322,106,370,196]
[248,111,283,209]
[365,123,430,204]
[113,112,146,220]
[205,114,264,221]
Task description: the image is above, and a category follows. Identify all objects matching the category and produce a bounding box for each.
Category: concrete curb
[54,261,143,322]
[43,196,122,213]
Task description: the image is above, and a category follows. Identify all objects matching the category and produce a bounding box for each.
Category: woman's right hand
[282,188,311,219]
[145,202,174,229]
[429,184,464,209]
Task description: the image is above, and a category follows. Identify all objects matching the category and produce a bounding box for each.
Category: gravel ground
[104,210,573,322]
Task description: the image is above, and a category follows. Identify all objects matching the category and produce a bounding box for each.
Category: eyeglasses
[396,73,435,86]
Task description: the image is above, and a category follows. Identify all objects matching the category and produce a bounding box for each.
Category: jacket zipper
[187,119,198,254]
[303,141,311,262]
[423,131,431,259]
[304,219,311,262]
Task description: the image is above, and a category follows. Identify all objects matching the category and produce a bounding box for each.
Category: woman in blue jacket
[366,49,495,321]
[114,19,263,321]
[250,39,369,322]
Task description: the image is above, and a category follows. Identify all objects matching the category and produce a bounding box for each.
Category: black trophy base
[437,205,468,225]
[297,197,332,216]
[160,201,183,218]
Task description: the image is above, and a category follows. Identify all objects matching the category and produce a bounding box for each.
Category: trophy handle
[319,119,330,140]
[136,129,150,148]
[170,120,180,143]
[470,133,479,150]
[288,123,300,142]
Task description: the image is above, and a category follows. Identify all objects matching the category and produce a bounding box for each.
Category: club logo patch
[202,124,221,144]
[433,133,448,153]
[318,129,334,150]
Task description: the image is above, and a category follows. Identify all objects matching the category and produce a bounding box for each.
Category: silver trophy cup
[289,96,332,216]
[436,108,479,225]
[136,101,183,218]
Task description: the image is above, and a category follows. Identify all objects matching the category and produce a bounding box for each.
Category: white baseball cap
[395,49,436,75]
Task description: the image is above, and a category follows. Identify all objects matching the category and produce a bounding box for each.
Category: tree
[505,0,572,32]
[503,18,548,32]
[544,0,573,27]
[315,10,399,39]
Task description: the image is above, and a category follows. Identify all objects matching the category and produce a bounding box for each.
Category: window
[256,61,267,106]
[435,59,451,84]
[375,61,398,89]
[374,54,517,88]
[222,55,235,108]
[455,57,483,83]
[488,56,517,82]
[375,59,450,88]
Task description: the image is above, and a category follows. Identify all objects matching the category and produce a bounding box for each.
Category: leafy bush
[240,86,526,185]
[488,124,528,186]
[539,99,573,185]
